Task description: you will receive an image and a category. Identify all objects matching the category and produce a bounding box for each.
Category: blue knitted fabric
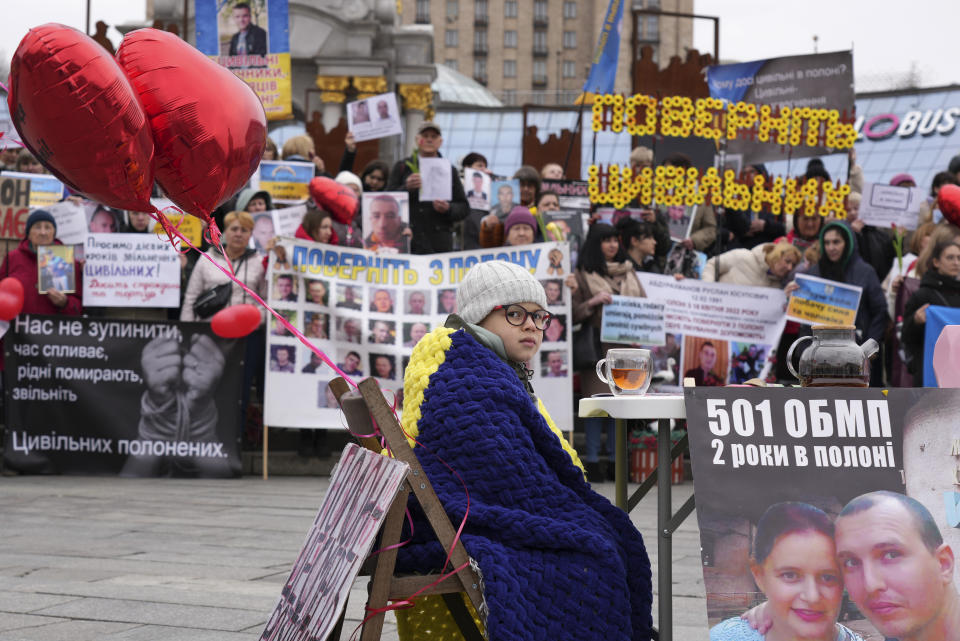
[397,329,653,641]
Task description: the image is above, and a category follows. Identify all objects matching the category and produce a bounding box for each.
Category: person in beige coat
[702,242,801,289]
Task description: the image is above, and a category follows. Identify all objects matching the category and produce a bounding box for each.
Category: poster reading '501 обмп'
[195,0,292,121]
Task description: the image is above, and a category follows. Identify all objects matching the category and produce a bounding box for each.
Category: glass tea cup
[596,348,653,396]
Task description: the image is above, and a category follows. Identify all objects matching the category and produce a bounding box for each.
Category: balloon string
[348,560,471,641]
[149,206,356,387]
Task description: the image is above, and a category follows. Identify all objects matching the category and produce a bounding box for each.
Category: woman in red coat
[1,209,82,316]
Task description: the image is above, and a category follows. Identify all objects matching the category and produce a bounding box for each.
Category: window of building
[474,0,488,18]
[646,15,659,39]
[474,58,487,79]
[563,1,576,19]
[445,59,458,71]
[416,0,430,23]
[446,0,457,17]
[504,0,518,17]
[534,0,548,20]
[533,60,547,80]
[563,31,576,48]
[532,93,546,106]
[445,29,458,47]
[504,60,517,78]
[503,90,517,106]
[474,29,488,51]
[504,30,517,48]
[534,31,547,49]
[562,60,576,77]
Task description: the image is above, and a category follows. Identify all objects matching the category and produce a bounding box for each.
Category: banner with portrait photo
[195,0,292,120]
[685,386,960,640]
[361,192,410,253]
[464,168,491,211]
[346,92,403,143]
[490,179,520,219]
[636,273,788,387]
[3,316,244,477]
[263,240,574,429]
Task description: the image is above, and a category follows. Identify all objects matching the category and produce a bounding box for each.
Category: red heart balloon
[0,277,25,321]
[211,304,262,339]
[309,177,358,224]
[938,184,960,227]
[6,24,154,211]
[116,29,267,227]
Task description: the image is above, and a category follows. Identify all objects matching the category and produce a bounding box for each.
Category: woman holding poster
[790,221,888,385]
[572,223,645,481]
[901,238,960,378]
[709,502,862,641]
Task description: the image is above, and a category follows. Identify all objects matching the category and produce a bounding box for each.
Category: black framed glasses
[492,304,553,330]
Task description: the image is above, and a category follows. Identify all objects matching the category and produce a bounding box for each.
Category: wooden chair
[328,377,485,641]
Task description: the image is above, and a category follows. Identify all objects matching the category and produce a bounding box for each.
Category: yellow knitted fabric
[401,326,455,448]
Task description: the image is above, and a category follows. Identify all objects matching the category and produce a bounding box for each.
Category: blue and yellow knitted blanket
[398,326,654,641]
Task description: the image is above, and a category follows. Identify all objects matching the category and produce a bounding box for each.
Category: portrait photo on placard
[303,311,329,340]
[491,179,520,218]
[85,203,124,233]
[541,278,564,306]
[368,287,397,314]
[542,313,567,343]
[252,212,276,254]
[418,157,452,202]
[270,309,297,337]
[218,0,270,57]
[681,336,728,387]
[301,350,327,375]
[335,283,363,310]
[465,168,491,211]
[541,350,568,378]
[405,289,430,315]
[369,352,396,381]
[272,273,298,302]
[304,278,330,306]
[437,288,458,315]
[362,192,410,253]
[269,344,296,373]
[335,317,362,344]
[337,348,364,377]
[403,321,430,348]
[347,92,403,142]
[728,341,772,384]
[368,319,396,345]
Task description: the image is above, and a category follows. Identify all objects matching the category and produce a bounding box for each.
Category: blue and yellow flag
[581,0,624,97]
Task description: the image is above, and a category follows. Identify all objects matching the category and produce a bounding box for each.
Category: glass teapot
[786,325,879,387]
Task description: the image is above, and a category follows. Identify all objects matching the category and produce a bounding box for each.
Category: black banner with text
[4,315,245,477]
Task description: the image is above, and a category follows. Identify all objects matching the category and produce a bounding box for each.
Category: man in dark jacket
[387,122,469,254]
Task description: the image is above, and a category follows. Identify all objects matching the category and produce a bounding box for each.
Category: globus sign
[855,106,960,141]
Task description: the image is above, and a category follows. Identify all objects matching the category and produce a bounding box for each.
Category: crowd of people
[3,126,960,459]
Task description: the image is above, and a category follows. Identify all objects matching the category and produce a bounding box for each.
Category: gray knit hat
[457,260,548,324]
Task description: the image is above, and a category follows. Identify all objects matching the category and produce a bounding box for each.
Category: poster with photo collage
[263,240,574,429]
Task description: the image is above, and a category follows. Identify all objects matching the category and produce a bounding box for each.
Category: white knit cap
[335,171,362,191]
[457,260,548,324]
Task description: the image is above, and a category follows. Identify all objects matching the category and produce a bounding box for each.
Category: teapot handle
[786,335,814,382]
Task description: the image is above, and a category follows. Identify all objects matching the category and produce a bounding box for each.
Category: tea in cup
[595,348,653,395]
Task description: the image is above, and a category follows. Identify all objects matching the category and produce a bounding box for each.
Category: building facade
[401,0,694,105]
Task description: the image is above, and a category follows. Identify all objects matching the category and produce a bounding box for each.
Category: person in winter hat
[394,260,655,641]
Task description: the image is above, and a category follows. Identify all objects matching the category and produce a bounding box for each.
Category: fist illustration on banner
[141,336,182,403]
[183,334,226,405]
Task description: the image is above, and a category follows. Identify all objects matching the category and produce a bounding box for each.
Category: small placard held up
[259,444,408,641]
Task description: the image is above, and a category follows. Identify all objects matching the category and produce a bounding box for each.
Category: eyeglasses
[492,304,553,330]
